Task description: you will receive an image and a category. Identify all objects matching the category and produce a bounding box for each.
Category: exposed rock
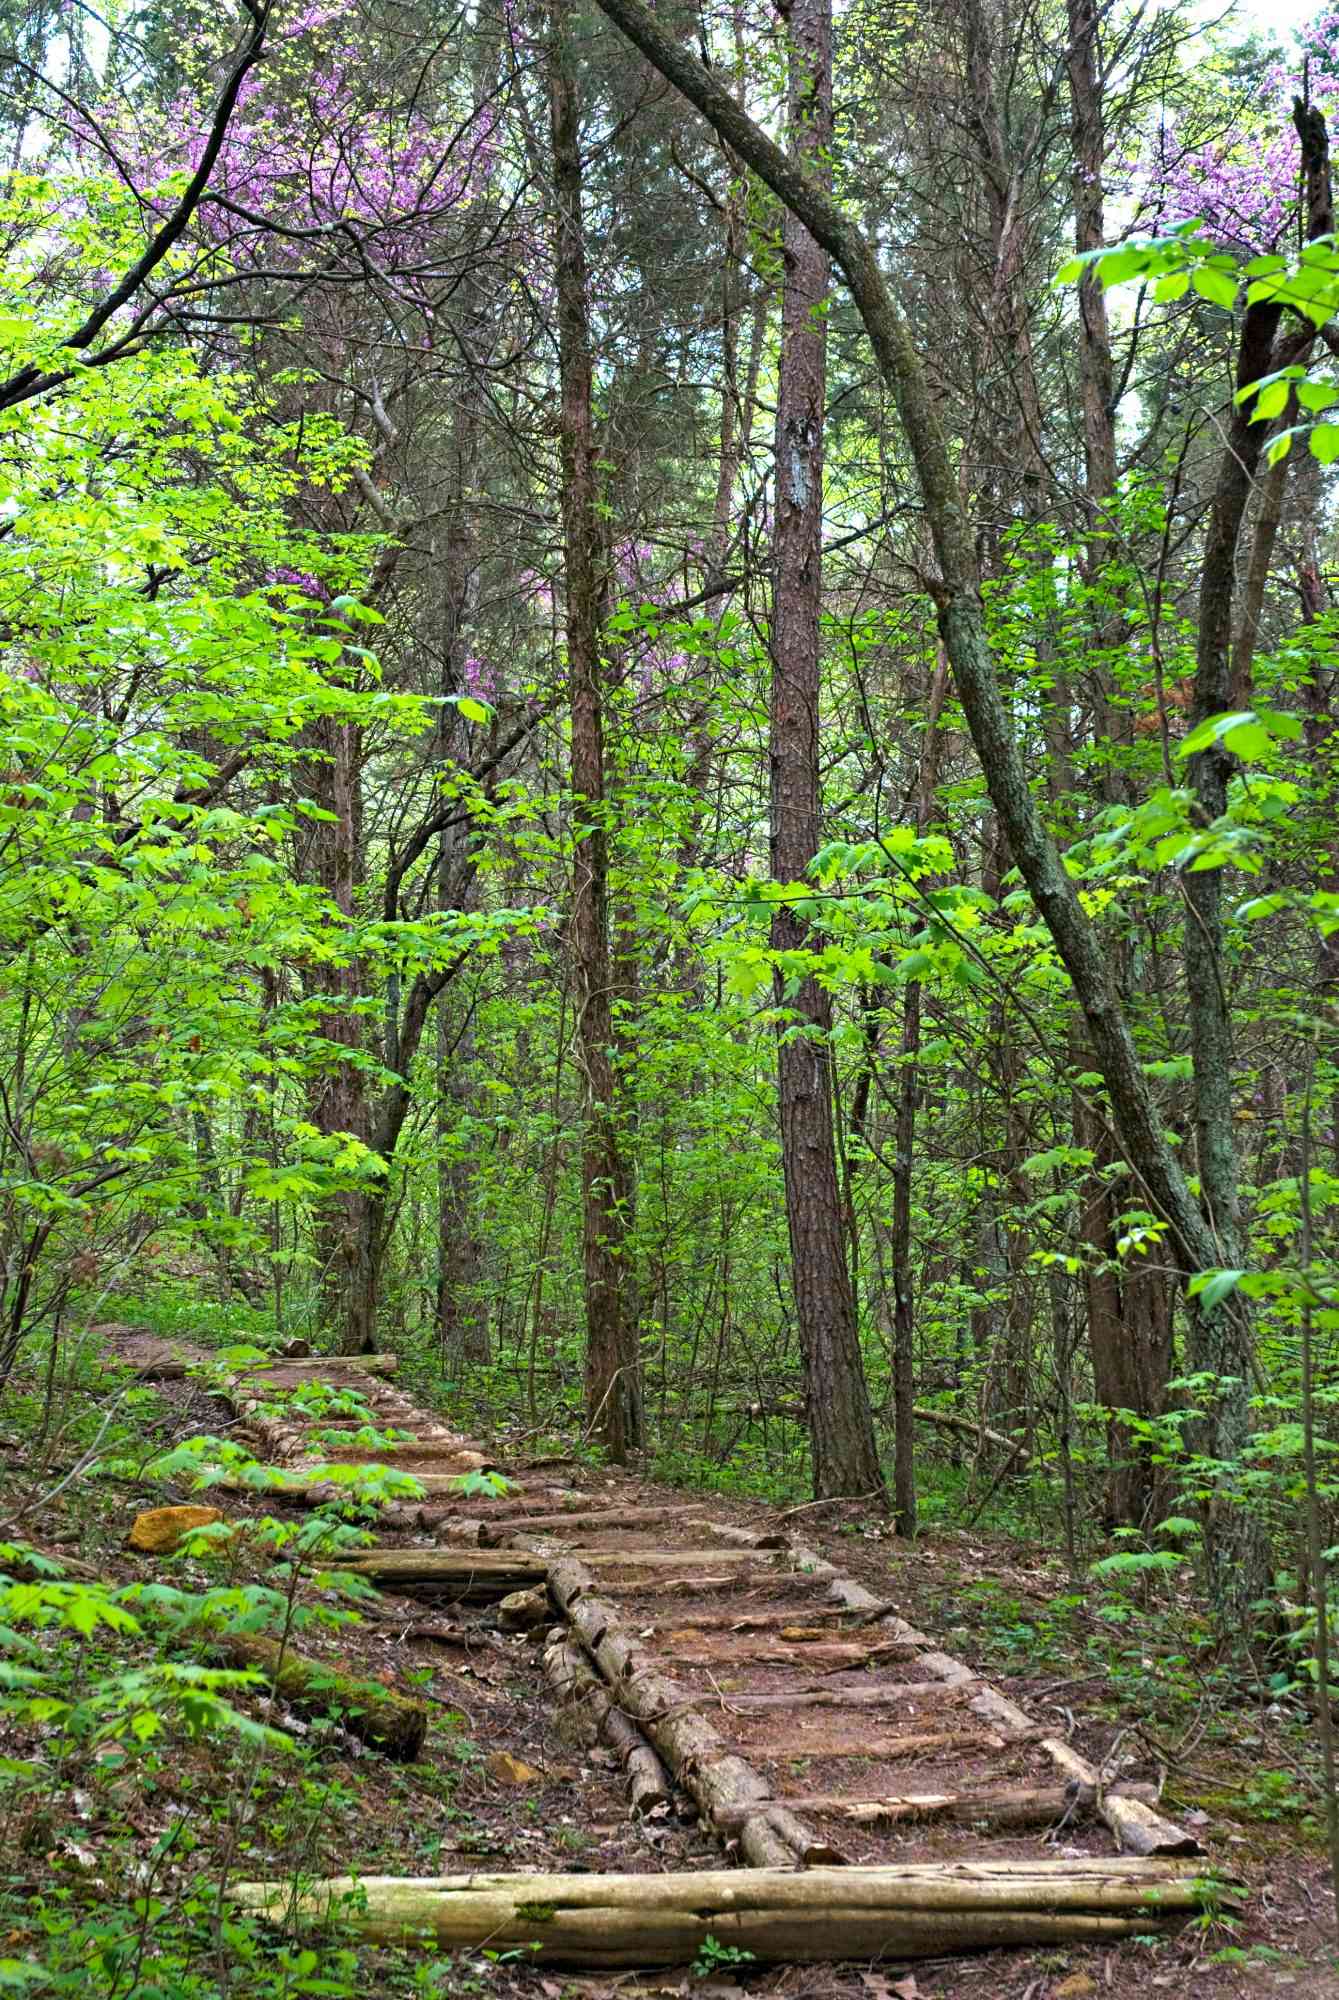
[126,1504,223,1554]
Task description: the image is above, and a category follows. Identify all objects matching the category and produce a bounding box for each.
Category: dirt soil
[5,1342,1335,2000]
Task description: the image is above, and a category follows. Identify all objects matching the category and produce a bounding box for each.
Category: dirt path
[106,1333,1329,1995]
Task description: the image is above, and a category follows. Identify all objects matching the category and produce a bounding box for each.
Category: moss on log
[212,1633,427,1760]
[229,1859,1235,1966]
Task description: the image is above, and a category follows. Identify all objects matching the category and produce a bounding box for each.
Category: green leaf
[1192,265,1239,310]
[1250,380,1290,422]
[1311,422,1339,464]
[457,696,491,725]
[1188,1268,1247,1311]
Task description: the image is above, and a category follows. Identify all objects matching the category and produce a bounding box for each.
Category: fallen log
[712,1781,1159,1833]
[544,1634,673,1814]
[912,1406,1034,1465]
[547,1557,840,1868]
[229,1859,1234,1966]
[210,1634,427,1760]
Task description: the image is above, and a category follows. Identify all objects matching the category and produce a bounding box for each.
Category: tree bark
[548,10,642,1462]
[230,1859,1226,1965]
[585,0,1272,1626]
[769,0,881,1502]
[887,652,949,1533]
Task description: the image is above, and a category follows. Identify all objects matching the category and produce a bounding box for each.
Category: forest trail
[103,1331,1236,1984]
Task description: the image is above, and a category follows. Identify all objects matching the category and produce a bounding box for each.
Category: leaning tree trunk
[769,0,881,1501]
[586,0,1282,1629]
[548,9,641,1461]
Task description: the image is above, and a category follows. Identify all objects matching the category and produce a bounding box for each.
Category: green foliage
[690,1935,757,1978]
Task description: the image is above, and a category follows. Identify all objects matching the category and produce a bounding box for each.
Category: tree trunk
[888,652,949,1532]
[769,0,881,1502]
[548,10,641,1462]
[230,1860,1226,1965]
[299,714,373,1353]
[585,0,1270,1630]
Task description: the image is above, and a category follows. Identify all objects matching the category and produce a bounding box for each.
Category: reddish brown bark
[770,0,882,1500]
[549,11,642,1460]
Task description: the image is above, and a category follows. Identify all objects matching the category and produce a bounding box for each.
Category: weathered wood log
[547,1558,840,1867]
[786,1544,1201,1858]
[544,1635,673,1813]
[711,1781,1159,1833]
[762,1728,1014,1762]
[702,1521,789,1551]
[912,1406,1034,1465]
[338,1550,548,1596]
[711,1678,976,1710]
[647,1606,872,1636]
[537,1547,771,1569]
[210,1634,427,1759]
[665,1637,917,1672]
[1038,1734,1200,1858]
[238,1353,400,1380]
[497,1587,552,1632]
[568,1572,770,1599]
[229,1859,1233,1966]
[336,1547,768,1595]
[481,1506,704,1547]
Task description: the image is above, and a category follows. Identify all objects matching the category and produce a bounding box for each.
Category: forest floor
[3,1339,1336,1999]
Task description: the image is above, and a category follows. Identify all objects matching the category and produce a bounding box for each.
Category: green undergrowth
[0,1331,515,1998]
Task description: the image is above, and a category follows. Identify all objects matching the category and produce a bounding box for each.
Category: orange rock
[485,1750,541,1785]
[126,1504,224,1554]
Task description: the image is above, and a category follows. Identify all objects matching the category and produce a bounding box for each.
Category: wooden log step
[567,1572,792,1600]
[665,1638,917,1672]
[340,1550,549,1595]
[318,1442,504,1468]
[341,1547,770,1587]
[480,1506,705,1547]
[709,1678,977,1711]
[711,1781,1160,1834]
[786,1543,1203,1858]
[534,1548,776,1570]
[752,1728,1015,1764]
[237,1353,400,1380]
[587,1571,829,1601]
[648,1607,879,1636]
[229,1859,1235,1967]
